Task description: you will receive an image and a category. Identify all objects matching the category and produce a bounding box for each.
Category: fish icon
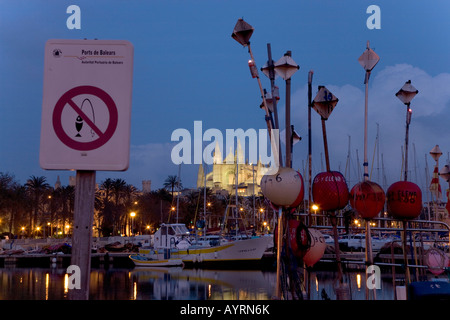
[74,98,96,138]
[75,115,83,137]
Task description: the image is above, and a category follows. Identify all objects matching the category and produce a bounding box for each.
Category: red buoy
[303,229,326,267]
[386,181,422,219]
[274,219,310,258]
[350,181,386,219]
[312,171,349,212]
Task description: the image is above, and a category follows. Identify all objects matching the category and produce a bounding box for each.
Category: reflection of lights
[133,282,137,300]
[45,273,49,300]
[356,274,361,290]
[315,276,319,292]
[64,274,69,295]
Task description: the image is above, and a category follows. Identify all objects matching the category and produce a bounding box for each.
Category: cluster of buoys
[261,167,325,266]
[261,165,424,267]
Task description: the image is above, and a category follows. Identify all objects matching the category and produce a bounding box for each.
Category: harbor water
[0,267,401,300]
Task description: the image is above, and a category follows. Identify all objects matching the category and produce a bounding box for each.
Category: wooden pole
[266,44,283,167]
[276,207,283,299]
[248,44,280,169]
[68,170,96,300]
[321,119,330,172]
[402,220,411,299]
[308,71,313,226]
[285,51,292,169]
[404,103,411,182]
[306,70,313,301]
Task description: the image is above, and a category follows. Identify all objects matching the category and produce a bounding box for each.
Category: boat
[150,223,272,266]
[129,253,184,267]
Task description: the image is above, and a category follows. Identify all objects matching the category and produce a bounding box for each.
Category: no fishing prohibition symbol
[40,39,134,171]
[52,85,118,151]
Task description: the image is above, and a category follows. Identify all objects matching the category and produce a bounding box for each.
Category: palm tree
[54,185,75,237]
[0,173,29,236]
[25,176,50,237]
[100,178,114,203]
[163,175,182,204]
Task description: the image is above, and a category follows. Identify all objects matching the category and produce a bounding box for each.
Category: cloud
[290,64,450,199]
[127,142,199,190]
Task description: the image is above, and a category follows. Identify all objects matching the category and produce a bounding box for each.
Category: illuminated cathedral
[196,141,272,197]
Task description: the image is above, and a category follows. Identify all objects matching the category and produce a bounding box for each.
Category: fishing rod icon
[75,98,96,138]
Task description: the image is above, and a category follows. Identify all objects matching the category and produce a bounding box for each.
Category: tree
[53,185,75,237]
[163,175,182,204]
[0,173,29,237]
[25,176,50,237]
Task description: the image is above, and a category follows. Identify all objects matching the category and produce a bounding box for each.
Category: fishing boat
[129,252,183,267]
[149,223,272,266]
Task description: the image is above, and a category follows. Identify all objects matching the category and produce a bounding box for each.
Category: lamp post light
[130,211,136,236]
[312,204,319,225]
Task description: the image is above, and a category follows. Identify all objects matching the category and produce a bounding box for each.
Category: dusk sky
[1,0,450,199]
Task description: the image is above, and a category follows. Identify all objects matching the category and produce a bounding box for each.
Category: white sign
[40,39,134,171]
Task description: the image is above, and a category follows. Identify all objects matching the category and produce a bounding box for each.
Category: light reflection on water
[0,267,399,300]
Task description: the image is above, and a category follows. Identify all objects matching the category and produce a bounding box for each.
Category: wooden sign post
[68,170,96,300]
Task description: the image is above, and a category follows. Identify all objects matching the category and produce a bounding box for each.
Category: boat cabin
[153,223,191,249]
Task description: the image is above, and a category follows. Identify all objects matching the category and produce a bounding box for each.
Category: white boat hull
[167,236,272,264]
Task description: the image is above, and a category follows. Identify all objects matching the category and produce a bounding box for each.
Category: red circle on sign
[52,86,118,151]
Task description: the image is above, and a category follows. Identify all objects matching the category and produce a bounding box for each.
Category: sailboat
[149,223,272,266]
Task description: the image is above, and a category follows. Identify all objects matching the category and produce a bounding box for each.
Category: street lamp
[395,80,418,182]
[312,204,319,225]
[130,212,136,236]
